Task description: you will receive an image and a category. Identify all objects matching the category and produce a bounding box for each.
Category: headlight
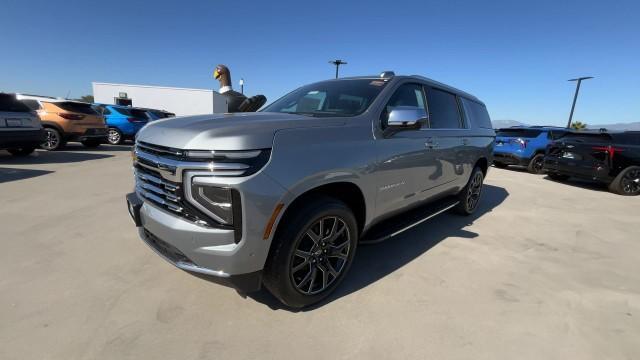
[190,183,234,225]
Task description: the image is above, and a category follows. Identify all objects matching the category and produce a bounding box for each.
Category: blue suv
[93,104,149,145]
[494,126,570,173]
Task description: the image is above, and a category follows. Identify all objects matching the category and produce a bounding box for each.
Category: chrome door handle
[425,138,439,149]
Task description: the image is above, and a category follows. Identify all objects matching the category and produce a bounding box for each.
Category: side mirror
[387,106,427,128]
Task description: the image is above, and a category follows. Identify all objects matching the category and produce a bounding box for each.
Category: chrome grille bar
[135,147,249,181]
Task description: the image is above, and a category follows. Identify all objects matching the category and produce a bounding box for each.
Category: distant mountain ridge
[587,122,640,131]
[491,120,526,128]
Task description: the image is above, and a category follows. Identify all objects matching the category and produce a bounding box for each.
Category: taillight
[592,146,624,161]
[511,138,527,149]
[59,113,85,120]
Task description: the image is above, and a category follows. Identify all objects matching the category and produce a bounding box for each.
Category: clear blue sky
[1,0,638,125]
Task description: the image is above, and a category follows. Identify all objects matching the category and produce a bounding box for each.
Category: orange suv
[17,95,107,150]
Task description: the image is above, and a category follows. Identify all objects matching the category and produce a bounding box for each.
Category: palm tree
[571,121,587,130]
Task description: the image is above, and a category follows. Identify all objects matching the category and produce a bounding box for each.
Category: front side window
[380,83,426,128]
[263,79,387,117]
[426,88,462,129]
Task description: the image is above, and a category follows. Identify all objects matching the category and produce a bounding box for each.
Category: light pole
[239,78,244,94]
[329,60,347,79]
[566,76,593,129]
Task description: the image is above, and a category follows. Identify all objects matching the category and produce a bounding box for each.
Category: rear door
[422,86,466,189]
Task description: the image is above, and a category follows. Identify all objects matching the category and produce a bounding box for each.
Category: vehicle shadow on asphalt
[248,184,510,311]
[543,176,608,192]
[0,149,114,164]
[0,167,54,183]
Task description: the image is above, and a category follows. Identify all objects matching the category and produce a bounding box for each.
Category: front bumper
[0,129,45,148]
[67,128,108,142]
[125,170,289,292]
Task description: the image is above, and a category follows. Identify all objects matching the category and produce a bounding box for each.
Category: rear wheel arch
[41,122,64,135]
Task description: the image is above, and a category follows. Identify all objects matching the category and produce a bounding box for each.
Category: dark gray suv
[126,72,495,307]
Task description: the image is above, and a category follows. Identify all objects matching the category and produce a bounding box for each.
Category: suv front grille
[134,164,233,230]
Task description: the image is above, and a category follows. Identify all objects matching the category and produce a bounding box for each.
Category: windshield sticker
[307,91,320,95]
[369,81,385,86]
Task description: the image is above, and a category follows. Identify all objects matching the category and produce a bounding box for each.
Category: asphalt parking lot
[1,145,638,360]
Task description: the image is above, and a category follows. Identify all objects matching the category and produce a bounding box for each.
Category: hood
[136,112,345,150]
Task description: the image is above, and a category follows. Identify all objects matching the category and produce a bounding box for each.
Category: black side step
[360,198,459,245]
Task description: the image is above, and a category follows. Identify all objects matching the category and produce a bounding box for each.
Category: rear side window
[496,129,543,138]
[53,102,98,115]
[0,94,32,112]
[460,98,491,129]
[425,88,462,129]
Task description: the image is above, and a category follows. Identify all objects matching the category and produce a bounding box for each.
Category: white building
[92,82,228,116]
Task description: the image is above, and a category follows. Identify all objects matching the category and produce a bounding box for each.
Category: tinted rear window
[130,109,149,119]
[53,102,98,115]
[562,132,612,143]
[461,98,491,129]
[0,94,32,112]
[21,99,42,111]
[496,129,543,138]
[612,133,640,145]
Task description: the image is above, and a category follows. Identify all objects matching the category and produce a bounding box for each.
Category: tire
[41,128,65,151]
[493,162,508,169]
[81,139,102,148]
[608,166,640,196]
[547,172,570,181]
[263,196,358,308]
[7,147,36,156]
[527,153,546,174]
[455,166,485,216]
[107,128,123,145]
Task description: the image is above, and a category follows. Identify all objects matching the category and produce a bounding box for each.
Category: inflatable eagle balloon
[214,64,267,113]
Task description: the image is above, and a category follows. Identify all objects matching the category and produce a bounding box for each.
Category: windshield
[263,79,388,117]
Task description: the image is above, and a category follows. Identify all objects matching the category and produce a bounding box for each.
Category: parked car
[17,95,107,150]
[544,130,640,195]
[493,126,570,173]
[125,72,495,308]
[92,104,149,145]
[0,93,44,156]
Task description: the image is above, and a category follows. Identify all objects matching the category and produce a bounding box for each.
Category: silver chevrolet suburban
[126,72,495,308]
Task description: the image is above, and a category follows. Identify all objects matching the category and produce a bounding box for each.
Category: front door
[374,83,438,218]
